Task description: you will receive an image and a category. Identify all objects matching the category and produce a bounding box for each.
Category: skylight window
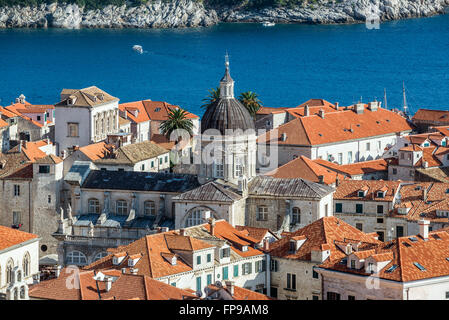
[445,189,449,194]
[413,262,426,271]
[385,265,398,273]
[409,237,418,242]
[402,242,411,247]
[433,234,441,240]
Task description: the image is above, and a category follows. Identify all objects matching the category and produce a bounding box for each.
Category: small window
[356,204,363,214]
[233,264,239,277]
[14,185,20,196]
[37,116,41,121]
[377,192,384,198]
[159,158,163,165]
[270,259,278,272]
[206,253,211,263]
[67,123,79,137]
[335,203,343,213]
[377,218,384,224]
[165,155,168,163]
[348,295,355,300]
[351,260,356,269]
[355,223,363,231]
[358,191,365,198]
[413,262,426,271]
[385,264,398,273]
[377,205,384,214]
[392,168,397,175]
[257,206,268,221]
[39,165,50,174]
[291,207,300,224]
[196,255,201,265]
[446,291,449,299]
[116,200,128,215]
[286,273,296,290]
[48,195,51,204]
[312,268,319,279]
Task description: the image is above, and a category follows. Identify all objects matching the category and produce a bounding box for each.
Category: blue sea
[0,13,449,117]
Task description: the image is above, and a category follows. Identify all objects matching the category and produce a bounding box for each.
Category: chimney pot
[208,217,216,236]
[225,280,235,296]
[105,277,113,292]
[263,238,270,251]
[418,219,430,240]
[304,104,310,116]
[319,109,325,118]
[180,228,185,236]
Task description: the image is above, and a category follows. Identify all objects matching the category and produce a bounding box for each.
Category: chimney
[225,280,235,296]
[335,177,340,187]
[319,109,325,119]
[423,161,428,168]
[121,268,126,274]
[418,220,429,240]
[304,104,310,116]
[54,265,62,278]
[179,228,185,236]
[160,227,169,233]
[208,217,216,236]
[422,187,428,201]
[105,277,113,292]
[335,102,339,110]
[18,141,22,153]
[355,103,365,114]
[263,238,270,251]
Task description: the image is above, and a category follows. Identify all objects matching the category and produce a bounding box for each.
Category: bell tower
[219,53,235,99]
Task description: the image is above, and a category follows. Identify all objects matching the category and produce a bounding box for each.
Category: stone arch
[23,252,31,278]
[6,258,14,284]
[181,206,221,228]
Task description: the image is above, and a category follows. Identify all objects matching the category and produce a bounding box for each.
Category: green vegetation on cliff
[0,0,320,10]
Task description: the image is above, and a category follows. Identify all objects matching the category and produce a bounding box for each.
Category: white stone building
[54,86,120,156]
[258,102,413,167]
[0,225,40,300]
[317,221,449,300]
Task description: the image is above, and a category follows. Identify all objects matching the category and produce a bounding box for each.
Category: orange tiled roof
[150,134,177,150]
[321,229,449,282]
[78,142,112,161]
[266,155,346,184]
[85,231,213,279]
[207,284,273,300]
[336,159,389,175]
[334,180,401,201]
[120,100,198,123]
[269,217,380,262]
[234,225,276,243]
[0,225,38,251]
[119,100,151,123]
[258,106,413,146]
[413,109,449,124]
[29,269,196,300]
[433,125,449,137]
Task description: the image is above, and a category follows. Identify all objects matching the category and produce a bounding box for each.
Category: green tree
[160,107,194,138]
[238,91,263,118]
[201,87,220,109]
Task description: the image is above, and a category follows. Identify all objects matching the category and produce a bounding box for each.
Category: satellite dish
[215,281,222,288]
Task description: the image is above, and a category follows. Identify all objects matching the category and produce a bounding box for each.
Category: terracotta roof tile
[0,225,38,251]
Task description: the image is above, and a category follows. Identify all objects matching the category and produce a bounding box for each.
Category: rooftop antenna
[402,81,408,116]
[225,51,230,68]
[384,88,388,110]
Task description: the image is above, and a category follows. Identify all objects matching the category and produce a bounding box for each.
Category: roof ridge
[298,117,312,145]
[145,236,154,278]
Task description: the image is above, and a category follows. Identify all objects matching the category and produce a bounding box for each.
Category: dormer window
[377,191,385,198]
[241,245,248,252]
[423,142,430,147]
[221,247,231,258]
[112,253,126,265]
[39,165,50,174]
[358,188,368,197]
[358,191,365,197]
[128,255,141,267]
[289,241,296,253]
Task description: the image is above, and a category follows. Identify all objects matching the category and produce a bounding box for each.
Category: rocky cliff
[0,0,448,29]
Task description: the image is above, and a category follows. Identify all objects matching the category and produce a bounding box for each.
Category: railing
[63,235,135,247]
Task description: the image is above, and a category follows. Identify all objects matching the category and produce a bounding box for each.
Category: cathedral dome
[201,56,255,135]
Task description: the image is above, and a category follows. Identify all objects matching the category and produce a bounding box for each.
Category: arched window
[185,209,205,227]
[23,252,31,277]
[6,259,14,284]
[144,201,156,216]
[292,207,301,224]
[94,252,109,262]
[88,198,100,214]
[20,286,25,299]
[13,288,18,300]
[66,251,87,265]
[17,270,22,282]
[116,200,128,215]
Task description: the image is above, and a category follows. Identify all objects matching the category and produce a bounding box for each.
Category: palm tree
[201,87,220,109]
[160,108,194,138]
[238,91,263,118]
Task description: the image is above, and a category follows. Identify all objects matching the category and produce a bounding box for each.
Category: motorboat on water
[262,22,275,27]
[133,45,143,54]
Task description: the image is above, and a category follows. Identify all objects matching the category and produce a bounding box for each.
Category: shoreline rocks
[0,0,448,29]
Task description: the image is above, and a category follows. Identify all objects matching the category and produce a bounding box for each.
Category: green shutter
[223,266,228,280]
[233,265,239,277]
[207,274,212,285]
